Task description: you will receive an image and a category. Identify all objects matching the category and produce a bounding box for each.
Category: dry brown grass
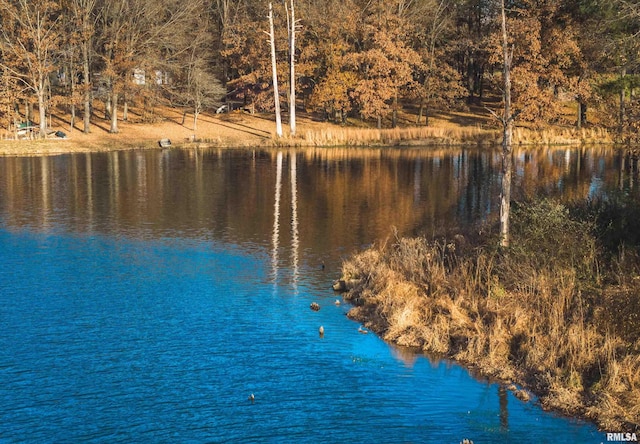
[512,126,614,145]
[302,125,500,147]
[0,101,618,156]
[339,201,640,431]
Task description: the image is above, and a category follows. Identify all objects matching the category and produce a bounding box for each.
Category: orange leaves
[309,66,357,116]
[344,8,421,122]
[483,1,588,126]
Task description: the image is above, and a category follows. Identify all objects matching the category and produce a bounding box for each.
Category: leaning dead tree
[267,2,283,137]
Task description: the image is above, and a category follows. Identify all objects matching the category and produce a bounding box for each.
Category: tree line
[0,0,638,139]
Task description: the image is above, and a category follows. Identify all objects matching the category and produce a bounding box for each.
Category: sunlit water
[2,146,636,443]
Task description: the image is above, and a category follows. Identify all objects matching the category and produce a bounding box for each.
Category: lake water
[1,146,635,443]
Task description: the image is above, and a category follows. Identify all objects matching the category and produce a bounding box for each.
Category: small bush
[580,195,640,255]
[509,199,597,274]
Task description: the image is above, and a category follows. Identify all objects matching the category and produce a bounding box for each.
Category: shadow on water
[499,385,509,431]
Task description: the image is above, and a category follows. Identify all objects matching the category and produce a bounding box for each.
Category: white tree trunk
[499,0,513,248]
[288,0,296,136]
[268,2,283,137]
[193,108,200,135]
[109,91,119,133]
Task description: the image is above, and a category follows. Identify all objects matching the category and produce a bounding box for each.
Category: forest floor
[0,100,611,156]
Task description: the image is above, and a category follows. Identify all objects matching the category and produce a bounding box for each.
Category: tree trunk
[71,104,76,132]
[268,2,283,137]
[69,59,76,133]
[577,101,587,129]
[82,42,91,134]
[499,0,513,248]
[123,99,128,121]
[577,100,582,129]
[38,88,47,139]
[392,93,398,128]
[109,92,118,133]
[288,0,296,136]
[619,68,626,137]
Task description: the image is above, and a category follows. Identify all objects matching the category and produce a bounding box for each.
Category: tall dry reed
[298,125,613,147]
[340,199,640,431]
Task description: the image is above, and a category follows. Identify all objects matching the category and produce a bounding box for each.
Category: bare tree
[68,0,97,134]
[484,0,518,247]
[96,0,201,133]
[412,0,464,126]
[498,0,516,247]
[285,0,300,135]
[0,0,62,138]
[174,23,226,137]
[212,0,245,41]
[267,2,283,137]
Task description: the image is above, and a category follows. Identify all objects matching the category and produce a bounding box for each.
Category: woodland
[0,0,639,140]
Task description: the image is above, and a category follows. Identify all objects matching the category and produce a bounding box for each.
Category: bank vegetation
[0,0,638,146]
[338,198,640,431]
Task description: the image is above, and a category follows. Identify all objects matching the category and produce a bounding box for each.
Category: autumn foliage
[0,0,638,139]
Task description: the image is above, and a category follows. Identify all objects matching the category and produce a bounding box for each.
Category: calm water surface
[1,146,636,443]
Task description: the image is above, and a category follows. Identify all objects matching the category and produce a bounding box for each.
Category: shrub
[509,199,597,276]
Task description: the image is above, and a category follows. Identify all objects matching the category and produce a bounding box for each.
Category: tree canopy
[0,0,638,137]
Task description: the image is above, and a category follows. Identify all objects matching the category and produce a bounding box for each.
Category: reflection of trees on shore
[0,146,637,257]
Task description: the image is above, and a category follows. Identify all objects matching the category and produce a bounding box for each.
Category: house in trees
[132,69,171,86]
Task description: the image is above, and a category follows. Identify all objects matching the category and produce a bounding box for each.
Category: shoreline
[0,109,627,157]
[343,301,592,424]
[0,133,625,158]
[335,221,640,433]
[339,279,630,433]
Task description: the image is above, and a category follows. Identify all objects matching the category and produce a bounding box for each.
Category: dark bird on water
[248,393,255,403]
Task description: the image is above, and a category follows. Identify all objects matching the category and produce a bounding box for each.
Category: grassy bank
[337,198,640,431]
[0,104,620,157]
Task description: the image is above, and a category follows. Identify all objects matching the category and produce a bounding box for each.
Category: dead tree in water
[493,0,519,247]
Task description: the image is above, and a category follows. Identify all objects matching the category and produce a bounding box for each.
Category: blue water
[0,229,602,443]
[0,147,624,442]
